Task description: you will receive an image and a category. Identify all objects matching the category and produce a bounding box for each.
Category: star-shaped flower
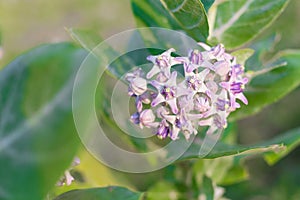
[132,109,159,129]
[174,49,204,74]
[150,71,189,114]
[220,66,248,110]
[146,48,180,81]
[158,108,197,140]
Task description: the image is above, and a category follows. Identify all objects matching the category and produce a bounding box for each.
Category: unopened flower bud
[139,109,156,128]
[130,77,147,95]
[157,119,170,139]
[130,112,140,124]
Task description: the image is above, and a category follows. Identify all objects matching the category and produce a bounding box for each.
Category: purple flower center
[216,98,229,111]
[175,118,182,128]
[189,50,202,65]
[156,55,169,68]
[211,44,225,57]
[161,86,176,100]
[230,82,244,94]
[187,76,202,90]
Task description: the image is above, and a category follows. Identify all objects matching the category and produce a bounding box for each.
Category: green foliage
[1,0,300,199]
[181,137,282,160]
[177,125,268,163]
[131,0,209,42]
[245,33,281,71]
[263,127,300,165]
[66,13,300,198]
[231,48,255,66]
[201,0,215,12]
[181,123,300,162]
[0,43,86,200]
[211,0,289,49]
[54,187,144,200]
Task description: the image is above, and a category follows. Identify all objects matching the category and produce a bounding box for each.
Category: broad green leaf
[180,124,294,160]
[54,187,143,200]
[211,0,289,49]
[201,0,215,12]
[245,33,281,71]
[0,43,88,200]
[131,0,209,42]
[67,28,102,51]
[231,49,300,120]
[131,0,176,29]
[231,48,255,66]
[182,120,300,160]
[263,127,300,165]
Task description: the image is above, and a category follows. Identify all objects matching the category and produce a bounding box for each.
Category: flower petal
[167,98,178,114]
[151,93,165,107]
[146,65,160,79]
[236,92,248,105]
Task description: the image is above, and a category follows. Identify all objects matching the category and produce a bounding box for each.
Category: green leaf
[180,129,289,160]
[201,0,215,12]
[263,127,300,165]
[131,0,209,42]
[131,0,176,29]
[231,49,300,120]
[67,28,102,51]
[54,187,143,200]
[0,43,88,200]
[202,176,214,200]
[231,48,255,66]
[245,33,281,71]
[182,122,300,161]
[211,0,289,49]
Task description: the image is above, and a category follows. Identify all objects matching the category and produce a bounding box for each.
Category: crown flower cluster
[126,43,248,140]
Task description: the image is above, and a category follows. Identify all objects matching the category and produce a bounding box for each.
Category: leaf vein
[212,0,255,39]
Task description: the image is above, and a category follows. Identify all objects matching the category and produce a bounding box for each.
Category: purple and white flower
[146,48,181,81]
[126,43,249,140]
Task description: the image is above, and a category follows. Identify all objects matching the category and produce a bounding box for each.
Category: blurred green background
[1,0,300,199]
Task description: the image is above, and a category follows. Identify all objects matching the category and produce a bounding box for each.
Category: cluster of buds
[126,43,248,140]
